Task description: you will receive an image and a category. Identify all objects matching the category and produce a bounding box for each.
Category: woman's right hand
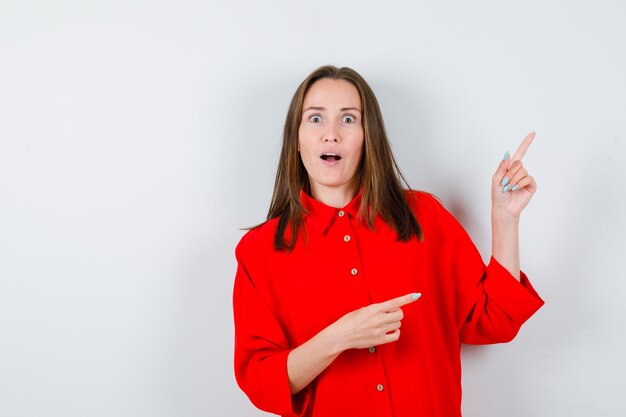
[286,292,422,394]
[325,292,422,352]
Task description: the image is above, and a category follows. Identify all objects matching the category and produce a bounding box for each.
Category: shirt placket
[334,209,395,416]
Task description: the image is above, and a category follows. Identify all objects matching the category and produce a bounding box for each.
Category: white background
[1,1,625,416]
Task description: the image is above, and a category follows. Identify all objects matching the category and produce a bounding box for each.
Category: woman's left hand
[491,132,538,218]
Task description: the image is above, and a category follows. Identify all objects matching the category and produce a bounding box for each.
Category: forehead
[303,78,361,109]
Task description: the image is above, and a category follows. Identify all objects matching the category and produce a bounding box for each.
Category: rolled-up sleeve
[233,242,312,417]
[458,256,545,344]
[426,194,545,345]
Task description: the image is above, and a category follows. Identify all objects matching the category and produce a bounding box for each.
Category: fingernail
[502,184,511,193]
[411,293,421,300]
[503,151,510,161]
[511,184,519,191]
[501,177,510,186]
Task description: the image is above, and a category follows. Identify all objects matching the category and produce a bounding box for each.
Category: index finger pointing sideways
[511,132,536,162]
[377,292,422,312]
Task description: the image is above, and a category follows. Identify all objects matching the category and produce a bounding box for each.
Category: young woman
[232,65,544,417]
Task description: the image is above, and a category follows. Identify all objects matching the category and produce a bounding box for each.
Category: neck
[310,182,356,208]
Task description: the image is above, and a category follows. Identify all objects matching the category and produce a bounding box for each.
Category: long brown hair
[266,65,422,251]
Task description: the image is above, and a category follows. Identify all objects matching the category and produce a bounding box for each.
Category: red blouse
[233,190,544,417]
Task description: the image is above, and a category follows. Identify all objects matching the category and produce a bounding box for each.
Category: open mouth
[320,152,342,161]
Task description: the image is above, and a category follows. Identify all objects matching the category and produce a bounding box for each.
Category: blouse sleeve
[233,239,312,416]
[427,195,545,344]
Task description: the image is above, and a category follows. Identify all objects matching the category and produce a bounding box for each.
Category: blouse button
[350,268,358,276]
[338,210,345,217]
[376,384,384,392]
[343,235,351,242]
[368,347,376,354]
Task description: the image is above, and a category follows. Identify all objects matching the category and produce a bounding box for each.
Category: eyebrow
[303,106,362,113]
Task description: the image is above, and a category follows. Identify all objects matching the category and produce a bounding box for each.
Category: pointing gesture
[376,292,422,312]
[511,131,535,162]
[492,132,538,217]
[326,293,422,351]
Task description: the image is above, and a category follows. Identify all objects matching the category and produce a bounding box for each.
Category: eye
[309,115,321,123]
[342,114,356,123]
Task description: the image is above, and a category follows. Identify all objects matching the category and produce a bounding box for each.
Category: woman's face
[298,78,364,198]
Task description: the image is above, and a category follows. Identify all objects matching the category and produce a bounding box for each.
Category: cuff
[258,349,312,417]
[483,256,545,324]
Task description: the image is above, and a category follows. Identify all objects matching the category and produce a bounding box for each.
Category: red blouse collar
[300,189,363,233]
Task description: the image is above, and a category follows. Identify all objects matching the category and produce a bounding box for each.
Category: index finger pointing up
[511,132,536,162]
[377,293,422,312]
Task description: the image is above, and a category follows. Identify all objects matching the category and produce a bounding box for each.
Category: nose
[323,121,340,142]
